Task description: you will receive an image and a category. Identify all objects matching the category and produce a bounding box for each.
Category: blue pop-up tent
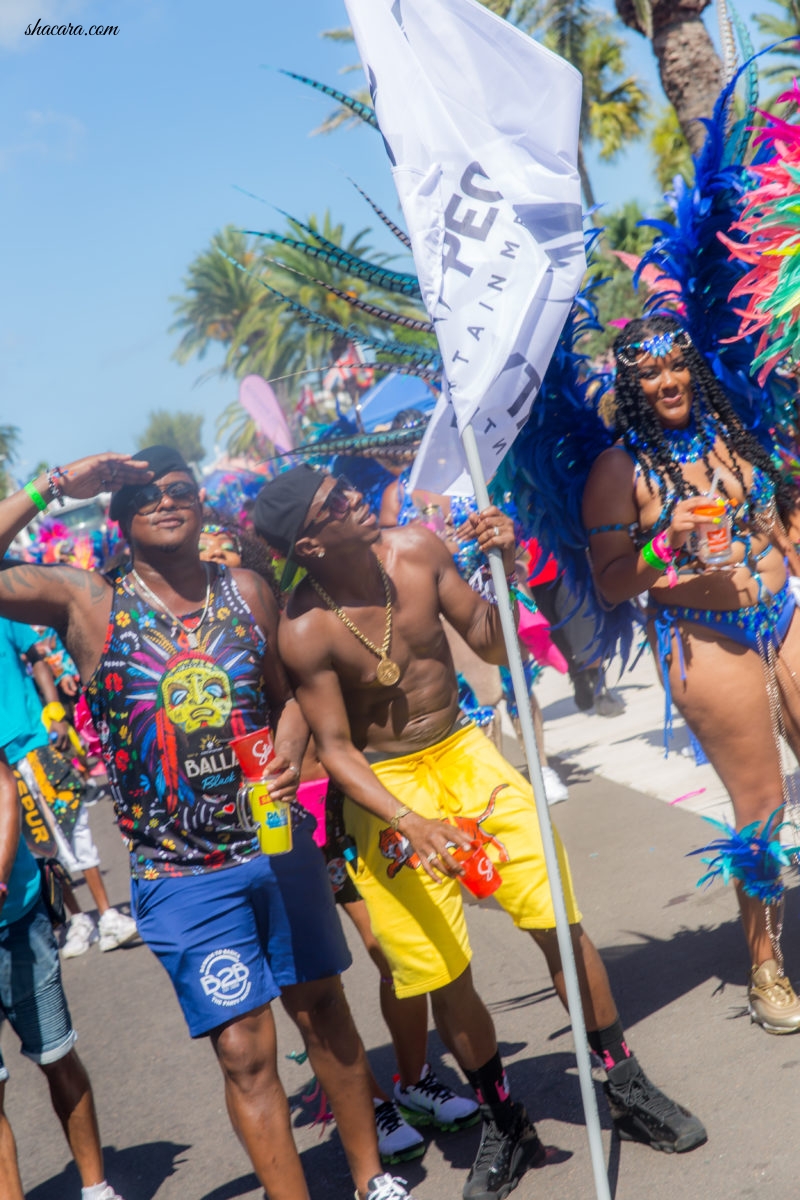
[348,372,437,431]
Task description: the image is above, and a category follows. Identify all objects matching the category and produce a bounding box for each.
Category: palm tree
[753,0,800,115]
[614,0,722,154]
[649,106,693,192]
[172,213,431,457]
[317,3,648,210]
[572,15,650,208]
[139,411,205,464]
[583,200,661,354]
[170,226,281,381]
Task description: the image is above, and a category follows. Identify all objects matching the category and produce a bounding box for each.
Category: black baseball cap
[252,465,326,589]
[109,445,194,523]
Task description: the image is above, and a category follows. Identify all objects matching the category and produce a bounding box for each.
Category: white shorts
[51,805,101,875]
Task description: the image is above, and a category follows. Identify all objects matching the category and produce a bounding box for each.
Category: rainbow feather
[723,80,800,381]
[640,56,796,437]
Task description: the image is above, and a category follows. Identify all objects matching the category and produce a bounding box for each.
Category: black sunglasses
[129,479,200,516]
[303,476,357,534]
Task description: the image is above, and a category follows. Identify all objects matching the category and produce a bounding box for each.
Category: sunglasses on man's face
[129,479,200,516]
[304,476,357,533]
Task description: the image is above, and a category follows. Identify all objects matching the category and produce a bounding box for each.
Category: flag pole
[461,422,612,1200]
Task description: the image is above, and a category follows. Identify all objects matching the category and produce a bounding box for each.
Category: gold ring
[426,851,438,863]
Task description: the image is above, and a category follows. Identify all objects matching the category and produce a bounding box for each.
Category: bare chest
[319,569,445,691]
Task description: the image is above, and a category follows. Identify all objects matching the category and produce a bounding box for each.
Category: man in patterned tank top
[0,447,417,1200]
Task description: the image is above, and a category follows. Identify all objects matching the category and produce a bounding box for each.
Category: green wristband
[641,538,667,572]
[24,481,48,513]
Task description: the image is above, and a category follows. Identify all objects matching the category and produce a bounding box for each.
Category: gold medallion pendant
[376,656,401,687]
[310,557,403,688]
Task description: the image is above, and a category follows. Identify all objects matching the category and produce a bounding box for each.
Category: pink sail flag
[238,375,294,454]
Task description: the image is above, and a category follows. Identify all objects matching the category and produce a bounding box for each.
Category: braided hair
[612,314,796,520]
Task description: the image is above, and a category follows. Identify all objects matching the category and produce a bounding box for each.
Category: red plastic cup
[449,840,502,898]
[230,727,275,781]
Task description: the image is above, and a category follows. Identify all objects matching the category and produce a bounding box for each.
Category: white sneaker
[82,1186,125,1200]
[542,766,568,806]
[374,1099,425,1164]
[97,908,139,952]
[62,912,97,958]
[394,1063,480,1131]
[357,1174,416,1200]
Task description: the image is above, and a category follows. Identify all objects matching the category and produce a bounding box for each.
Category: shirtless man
[0,449,415,1200]
[255,466,707,1200]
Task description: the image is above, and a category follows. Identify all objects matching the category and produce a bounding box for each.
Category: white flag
[344,0,586,495]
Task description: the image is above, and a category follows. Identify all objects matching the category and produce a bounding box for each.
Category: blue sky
[0,0,770,474]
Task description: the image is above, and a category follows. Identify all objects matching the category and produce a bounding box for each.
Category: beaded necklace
[662,410,718,464]
[629,409,717,466]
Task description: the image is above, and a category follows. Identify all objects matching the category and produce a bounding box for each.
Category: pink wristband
[651,532,678,587]
[651,532,673,563]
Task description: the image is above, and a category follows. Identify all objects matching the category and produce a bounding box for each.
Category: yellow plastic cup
[247,783,293,856]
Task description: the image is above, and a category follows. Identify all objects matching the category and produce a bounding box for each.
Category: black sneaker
[462,1103,545,1200]
[572,667,600,712]
[603,1057,707,1153]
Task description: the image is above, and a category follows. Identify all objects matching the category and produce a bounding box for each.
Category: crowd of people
[4,324,800,1200]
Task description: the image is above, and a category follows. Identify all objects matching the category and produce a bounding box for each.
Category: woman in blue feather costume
[582,312,800,1033]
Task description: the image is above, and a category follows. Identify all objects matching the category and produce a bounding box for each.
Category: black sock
[464,1051,516,1132]
[587,1019,632,1070]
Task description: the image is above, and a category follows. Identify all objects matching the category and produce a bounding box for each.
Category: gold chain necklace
[309,556,401,686]
[130,565,212,650]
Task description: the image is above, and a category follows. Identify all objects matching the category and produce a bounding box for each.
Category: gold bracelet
[390,804,413,831]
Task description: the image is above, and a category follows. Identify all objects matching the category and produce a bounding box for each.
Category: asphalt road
[12,764,800,1200]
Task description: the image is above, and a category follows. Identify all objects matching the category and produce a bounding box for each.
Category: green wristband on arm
[641,539,667,572]
[24,481,48,513]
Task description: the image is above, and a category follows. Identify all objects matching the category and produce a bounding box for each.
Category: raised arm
[0,454,151,667]
[279,612,473,881]
[434,506,518,665]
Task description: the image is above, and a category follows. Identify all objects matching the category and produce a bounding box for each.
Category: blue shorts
[0,900,77,1080]
[131,828,352,1037]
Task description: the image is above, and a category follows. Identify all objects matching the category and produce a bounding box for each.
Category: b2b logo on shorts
[199,948,252,1008]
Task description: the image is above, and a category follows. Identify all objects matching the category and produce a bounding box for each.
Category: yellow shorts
[344,723,581,998]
